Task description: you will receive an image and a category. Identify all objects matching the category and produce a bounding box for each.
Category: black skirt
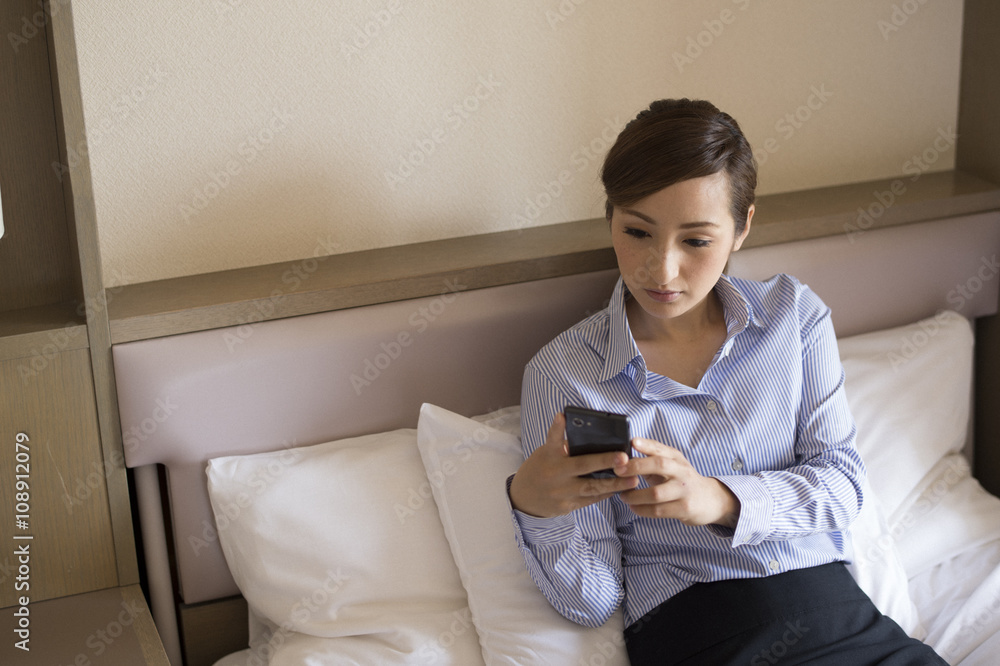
[624,562,946,665]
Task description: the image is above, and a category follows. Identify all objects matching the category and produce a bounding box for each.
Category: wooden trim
[108,220,619,343]
[743,169,1000,247]
[47,1,139,586]
[0,301,87,362]
[122,584,173,666]
[107,169,1000,344]
[958,0,1000,186]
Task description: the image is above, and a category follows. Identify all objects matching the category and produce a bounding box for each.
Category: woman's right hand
[509,412,639,518]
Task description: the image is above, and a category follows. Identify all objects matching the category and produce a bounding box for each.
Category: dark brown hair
[601,99,757,235]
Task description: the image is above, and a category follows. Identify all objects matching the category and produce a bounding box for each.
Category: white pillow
[206,429,485,665]
[417,403,632,666]
[846,474,925,638]
[838,310,973,518]
[891,453,1000,577]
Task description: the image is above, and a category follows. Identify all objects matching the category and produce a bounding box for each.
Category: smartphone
[564,406,631,479]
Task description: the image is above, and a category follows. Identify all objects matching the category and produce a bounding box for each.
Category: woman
[507,99,945,664]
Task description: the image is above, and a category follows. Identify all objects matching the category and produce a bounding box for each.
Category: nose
[645,243,678,287]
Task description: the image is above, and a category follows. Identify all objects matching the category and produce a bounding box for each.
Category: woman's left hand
[615,438,740,528]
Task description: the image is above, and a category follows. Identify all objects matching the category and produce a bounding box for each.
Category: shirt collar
[601,278,642,382]
[599,274,764,384]
[715,273,764,336]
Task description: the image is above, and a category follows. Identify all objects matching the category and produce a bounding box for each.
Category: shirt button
[706,401,717,412]
[769,560,780,572]
[731,458,743,471]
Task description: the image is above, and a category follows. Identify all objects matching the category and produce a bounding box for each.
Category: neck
[626,289,724,343]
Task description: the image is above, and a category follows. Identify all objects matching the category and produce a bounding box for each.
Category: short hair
[601,99,757,235]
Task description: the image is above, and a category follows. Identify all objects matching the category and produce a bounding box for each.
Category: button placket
[701,396,745,475]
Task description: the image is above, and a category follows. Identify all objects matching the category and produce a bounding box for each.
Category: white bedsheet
[913,539,1000,665]
[900,454,1000,665]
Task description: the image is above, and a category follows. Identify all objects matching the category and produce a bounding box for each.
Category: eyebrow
[620,208,720,229]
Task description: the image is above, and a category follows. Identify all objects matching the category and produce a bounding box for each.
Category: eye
[686,238,711,248]
[624,227,650,239]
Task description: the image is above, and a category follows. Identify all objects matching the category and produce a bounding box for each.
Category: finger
[613,450,674,479]
[630,437,679,458]
[578,474,639,497]
[573,450,631,477]
[544,413,568,454]
[618,484,678,507]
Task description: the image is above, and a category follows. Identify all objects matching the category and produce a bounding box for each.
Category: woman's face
[610,171,752,330]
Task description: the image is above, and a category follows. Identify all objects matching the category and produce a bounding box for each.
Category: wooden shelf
[106,218,620,344]
[0,585,169,665]
[0,301,88,362]
[746,169,1000,247]
[106,169,1000,345]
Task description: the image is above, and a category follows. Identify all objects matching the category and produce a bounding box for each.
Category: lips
[644,289,681,303]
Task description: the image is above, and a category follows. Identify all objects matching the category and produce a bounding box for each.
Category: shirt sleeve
[715,281,866,547]
[506,363,625,627]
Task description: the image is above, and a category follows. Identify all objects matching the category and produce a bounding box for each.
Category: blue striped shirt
[510,273,865,628]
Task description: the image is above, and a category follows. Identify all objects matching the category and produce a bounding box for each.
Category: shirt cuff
[505,474,578,546]
[714,474,774,547]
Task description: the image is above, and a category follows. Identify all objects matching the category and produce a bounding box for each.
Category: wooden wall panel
[0,0,74,312]
[0,347,117,607]
[958,0,1000,186]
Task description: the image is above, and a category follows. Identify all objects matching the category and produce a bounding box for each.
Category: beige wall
[71,0,964,287]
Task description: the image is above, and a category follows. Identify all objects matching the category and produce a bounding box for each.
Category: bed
[112,211,1000,666]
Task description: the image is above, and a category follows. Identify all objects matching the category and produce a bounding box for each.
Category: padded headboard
[115,268,621,603]
[113,211,999,663]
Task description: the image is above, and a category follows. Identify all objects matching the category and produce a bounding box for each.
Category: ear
[732,204,754,252]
